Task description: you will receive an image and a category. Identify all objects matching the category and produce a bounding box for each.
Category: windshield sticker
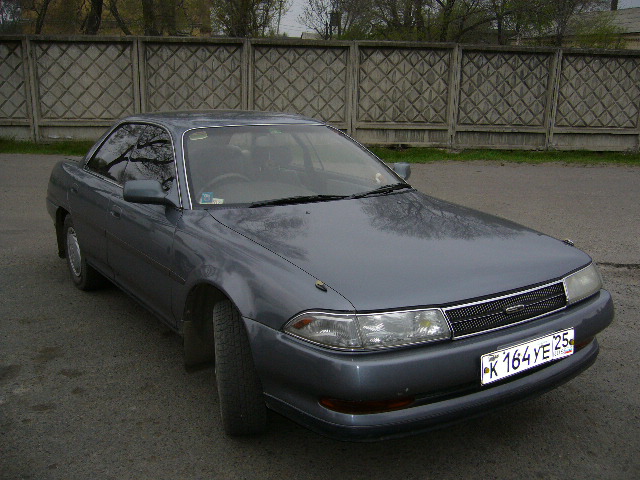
[200,192,224,205]
[189,130,208,141]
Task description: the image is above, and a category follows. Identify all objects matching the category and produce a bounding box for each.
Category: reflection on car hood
[210,191,591,311]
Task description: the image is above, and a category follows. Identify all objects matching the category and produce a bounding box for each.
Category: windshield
[183,124,402,207]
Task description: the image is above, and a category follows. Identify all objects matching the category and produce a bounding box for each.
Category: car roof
[121,110,323,131]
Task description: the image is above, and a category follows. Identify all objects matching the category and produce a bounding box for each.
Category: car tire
[213,299,267,436]
[63,215,104,291]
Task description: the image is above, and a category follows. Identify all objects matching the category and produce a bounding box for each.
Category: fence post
[636,86,640,152]
[446,44,461,150]
[347,42,358,136]
[136,38,147,113]
[544,49,562,150]
[24,37,40,142]
[131,38,141,114]
[243,39,253,110]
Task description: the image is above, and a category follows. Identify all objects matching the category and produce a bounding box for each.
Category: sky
[278,0,307,37]
[278,0,640,37]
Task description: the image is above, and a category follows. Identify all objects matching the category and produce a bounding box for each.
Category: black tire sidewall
[213,300,267,435]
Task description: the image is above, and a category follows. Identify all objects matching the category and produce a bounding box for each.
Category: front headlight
[563,263,602,305]
[284,308,451,351]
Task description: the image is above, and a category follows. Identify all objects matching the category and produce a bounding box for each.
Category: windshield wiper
[348,183,413,199]
[248,184,412,207]
[249,194,347,208]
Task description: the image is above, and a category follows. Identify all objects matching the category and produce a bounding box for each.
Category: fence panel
[25,38,137,139]
[358,47,450,124]
[453,48,554,149]
[0,40,30,139]
[143,41,243,112]
[554,53,640,150]
[34,41,134,120]
[458,51,551,127]
[252,44,349,127]
[0,41,27,119]
[355,44,451,145]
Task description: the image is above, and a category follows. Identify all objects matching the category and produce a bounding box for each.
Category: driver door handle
[110,205,122,219]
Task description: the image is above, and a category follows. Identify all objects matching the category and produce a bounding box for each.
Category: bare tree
[108,0,132,35]
[366,0,434,40]
[211,0,288,37]
[300,0,373,38]
[158,0,177,35]
[140,0,159,34]
[32,0,54,33]
[433,0,456,41]
[485,0,547,45]
[299,0,333,38]
[0,0,23,32]
[486,0,510,44]
[82,0,103,34]
[447,0,495,42]
[544,0,608,46]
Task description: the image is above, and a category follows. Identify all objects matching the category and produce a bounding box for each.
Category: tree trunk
[496,14,504,45]
[414,0,426,40]
[109,0,132,35]
[160,0,177,36]
[35,0,53,34]
[83,0,103,34]
[196,0,211,35]
[141,0,160,35]
[439,1,455,42]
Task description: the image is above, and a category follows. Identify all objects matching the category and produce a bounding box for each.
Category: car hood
[209,191,591,311]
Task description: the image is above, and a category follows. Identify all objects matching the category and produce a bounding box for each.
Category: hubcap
[66,227,82,277]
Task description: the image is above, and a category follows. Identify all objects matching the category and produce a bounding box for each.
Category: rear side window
[124,125,175,191]
[86,124,144,183]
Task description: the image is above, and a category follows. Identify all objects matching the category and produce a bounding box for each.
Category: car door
[105,125,180,325]
[69,123,144,276]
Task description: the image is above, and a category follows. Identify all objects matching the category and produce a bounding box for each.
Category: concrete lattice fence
[1,35,640,151]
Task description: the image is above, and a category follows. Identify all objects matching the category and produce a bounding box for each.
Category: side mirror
[123,180,176,207]
[392,162,411,181]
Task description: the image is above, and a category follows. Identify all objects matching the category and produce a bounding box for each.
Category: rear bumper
[245,290,613,441]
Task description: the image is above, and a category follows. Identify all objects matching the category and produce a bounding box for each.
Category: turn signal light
[574,336,595,351]
[319,396,415,414]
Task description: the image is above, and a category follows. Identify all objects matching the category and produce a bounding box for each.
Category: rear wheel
[63,215,104,291]
[213,299,267,436]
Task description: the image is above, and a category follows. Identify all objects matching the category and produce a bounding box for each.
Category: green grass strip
[370,147,640,165]
[0,139,94,156]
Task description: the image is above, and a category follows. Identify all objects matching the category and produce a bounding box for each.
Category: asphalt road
[1,155,638,480]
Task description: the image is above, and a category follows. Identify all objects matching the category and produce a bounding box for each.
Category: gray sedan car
[46,111,614,440]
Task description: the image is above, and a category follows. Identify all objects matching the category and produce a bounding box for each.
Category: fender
[173,211,354,330]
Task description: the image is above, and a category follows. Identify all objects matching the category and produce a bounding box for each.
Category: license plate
[481,328,574,385]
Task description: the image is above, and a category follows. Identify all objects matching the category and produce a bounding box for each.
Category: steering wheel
[199,173,250,194]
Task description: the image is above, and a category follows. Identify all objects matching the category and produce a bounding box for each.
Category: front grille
[445,282,567,338]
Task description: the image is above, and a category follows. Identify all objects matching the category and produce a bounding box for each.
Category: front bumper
[244,290,613,441]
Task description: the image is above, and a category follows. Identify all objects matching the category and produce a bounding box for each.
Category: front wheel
[63,215,104,291]
[213,300,267,436]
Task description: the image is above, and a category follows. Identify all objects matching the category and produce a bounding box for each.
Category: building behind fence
[1,36,640,151]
